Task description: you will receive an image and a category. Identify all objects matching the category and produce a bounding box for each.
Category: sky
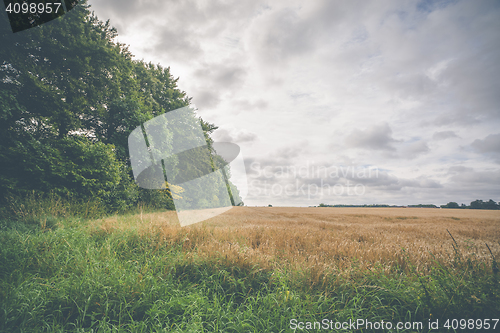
[87,0,500,207]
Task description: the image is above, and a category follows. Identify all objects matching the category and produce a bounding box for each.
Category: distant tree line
[407,204,438,208]
[441,200,499,210]
[318,204,391,208]
[318,200,499,210]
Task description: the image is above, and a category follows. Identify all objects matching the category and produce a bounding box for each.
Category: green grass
[0,215,498,333]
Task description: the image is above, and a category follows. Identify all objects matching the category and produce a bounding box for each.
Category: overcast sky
[88,0,500,207]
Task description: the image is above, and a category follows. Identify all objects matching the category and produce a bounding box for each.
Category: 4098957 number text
[5,2,63,15]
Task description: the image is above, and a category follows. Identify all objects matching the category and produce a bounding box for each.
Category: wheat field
[91,207,500,286]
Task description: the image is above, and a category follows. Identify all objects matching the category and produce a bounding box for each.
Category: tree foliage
[0,1,239,213]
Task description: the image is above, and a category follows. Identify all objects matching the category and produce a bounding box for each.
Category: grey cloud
[189,63,248,111]
[471,134,500,154]
[448,168,500,185]
[148,27,203,62]
[447,165,474,174]
[374,1,500,125]
[443,166,500,199]
[470,133,500,163]
[194,64,247,88]
[389,73,439,101]
[400,141,430,159]
[193,90,221,109]
[430,110,482,127]
[441,166,500,203]
[428,2,500,123]
[345,123,398,151]
[89,0,265,61]
[414,177,442,188]
[90,0,261,31]
[438,62,500,123]
[254,7,315,64]
[433,131,459,140]
[89,0,205,62]
[250,1,384,67]
[345,171,442,190]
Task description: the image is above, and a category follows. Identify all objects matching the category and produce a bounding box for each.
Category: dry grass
[90,207,500,286]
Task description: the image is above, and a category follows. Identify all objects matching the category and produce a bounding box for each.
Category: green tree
[1,1,237,213]
[470,200,484,209]
[484,199,499,210]
[441,202,459,208]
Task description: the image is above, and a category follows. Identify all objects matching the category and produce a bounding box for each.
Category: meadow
[1,205,499,332]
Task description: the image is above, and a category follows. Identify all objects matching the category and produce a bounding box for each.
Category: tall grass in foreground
[2,191,109,222]
[1,191,170,231]
[0,207,499,332]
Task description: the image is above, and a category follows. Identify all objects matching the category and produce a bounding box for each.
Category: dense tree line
[318,204,391,208]
[407,204,438,208]
[441,200,499,210]
[0,1,237,214]
[318,201,500,210]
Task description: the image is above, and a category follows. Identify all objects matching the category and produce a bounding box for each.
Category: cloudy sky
[88,0,500,207]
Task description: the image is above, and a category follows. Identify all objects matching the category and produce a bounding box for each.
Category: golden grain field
[91,207,500,285]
